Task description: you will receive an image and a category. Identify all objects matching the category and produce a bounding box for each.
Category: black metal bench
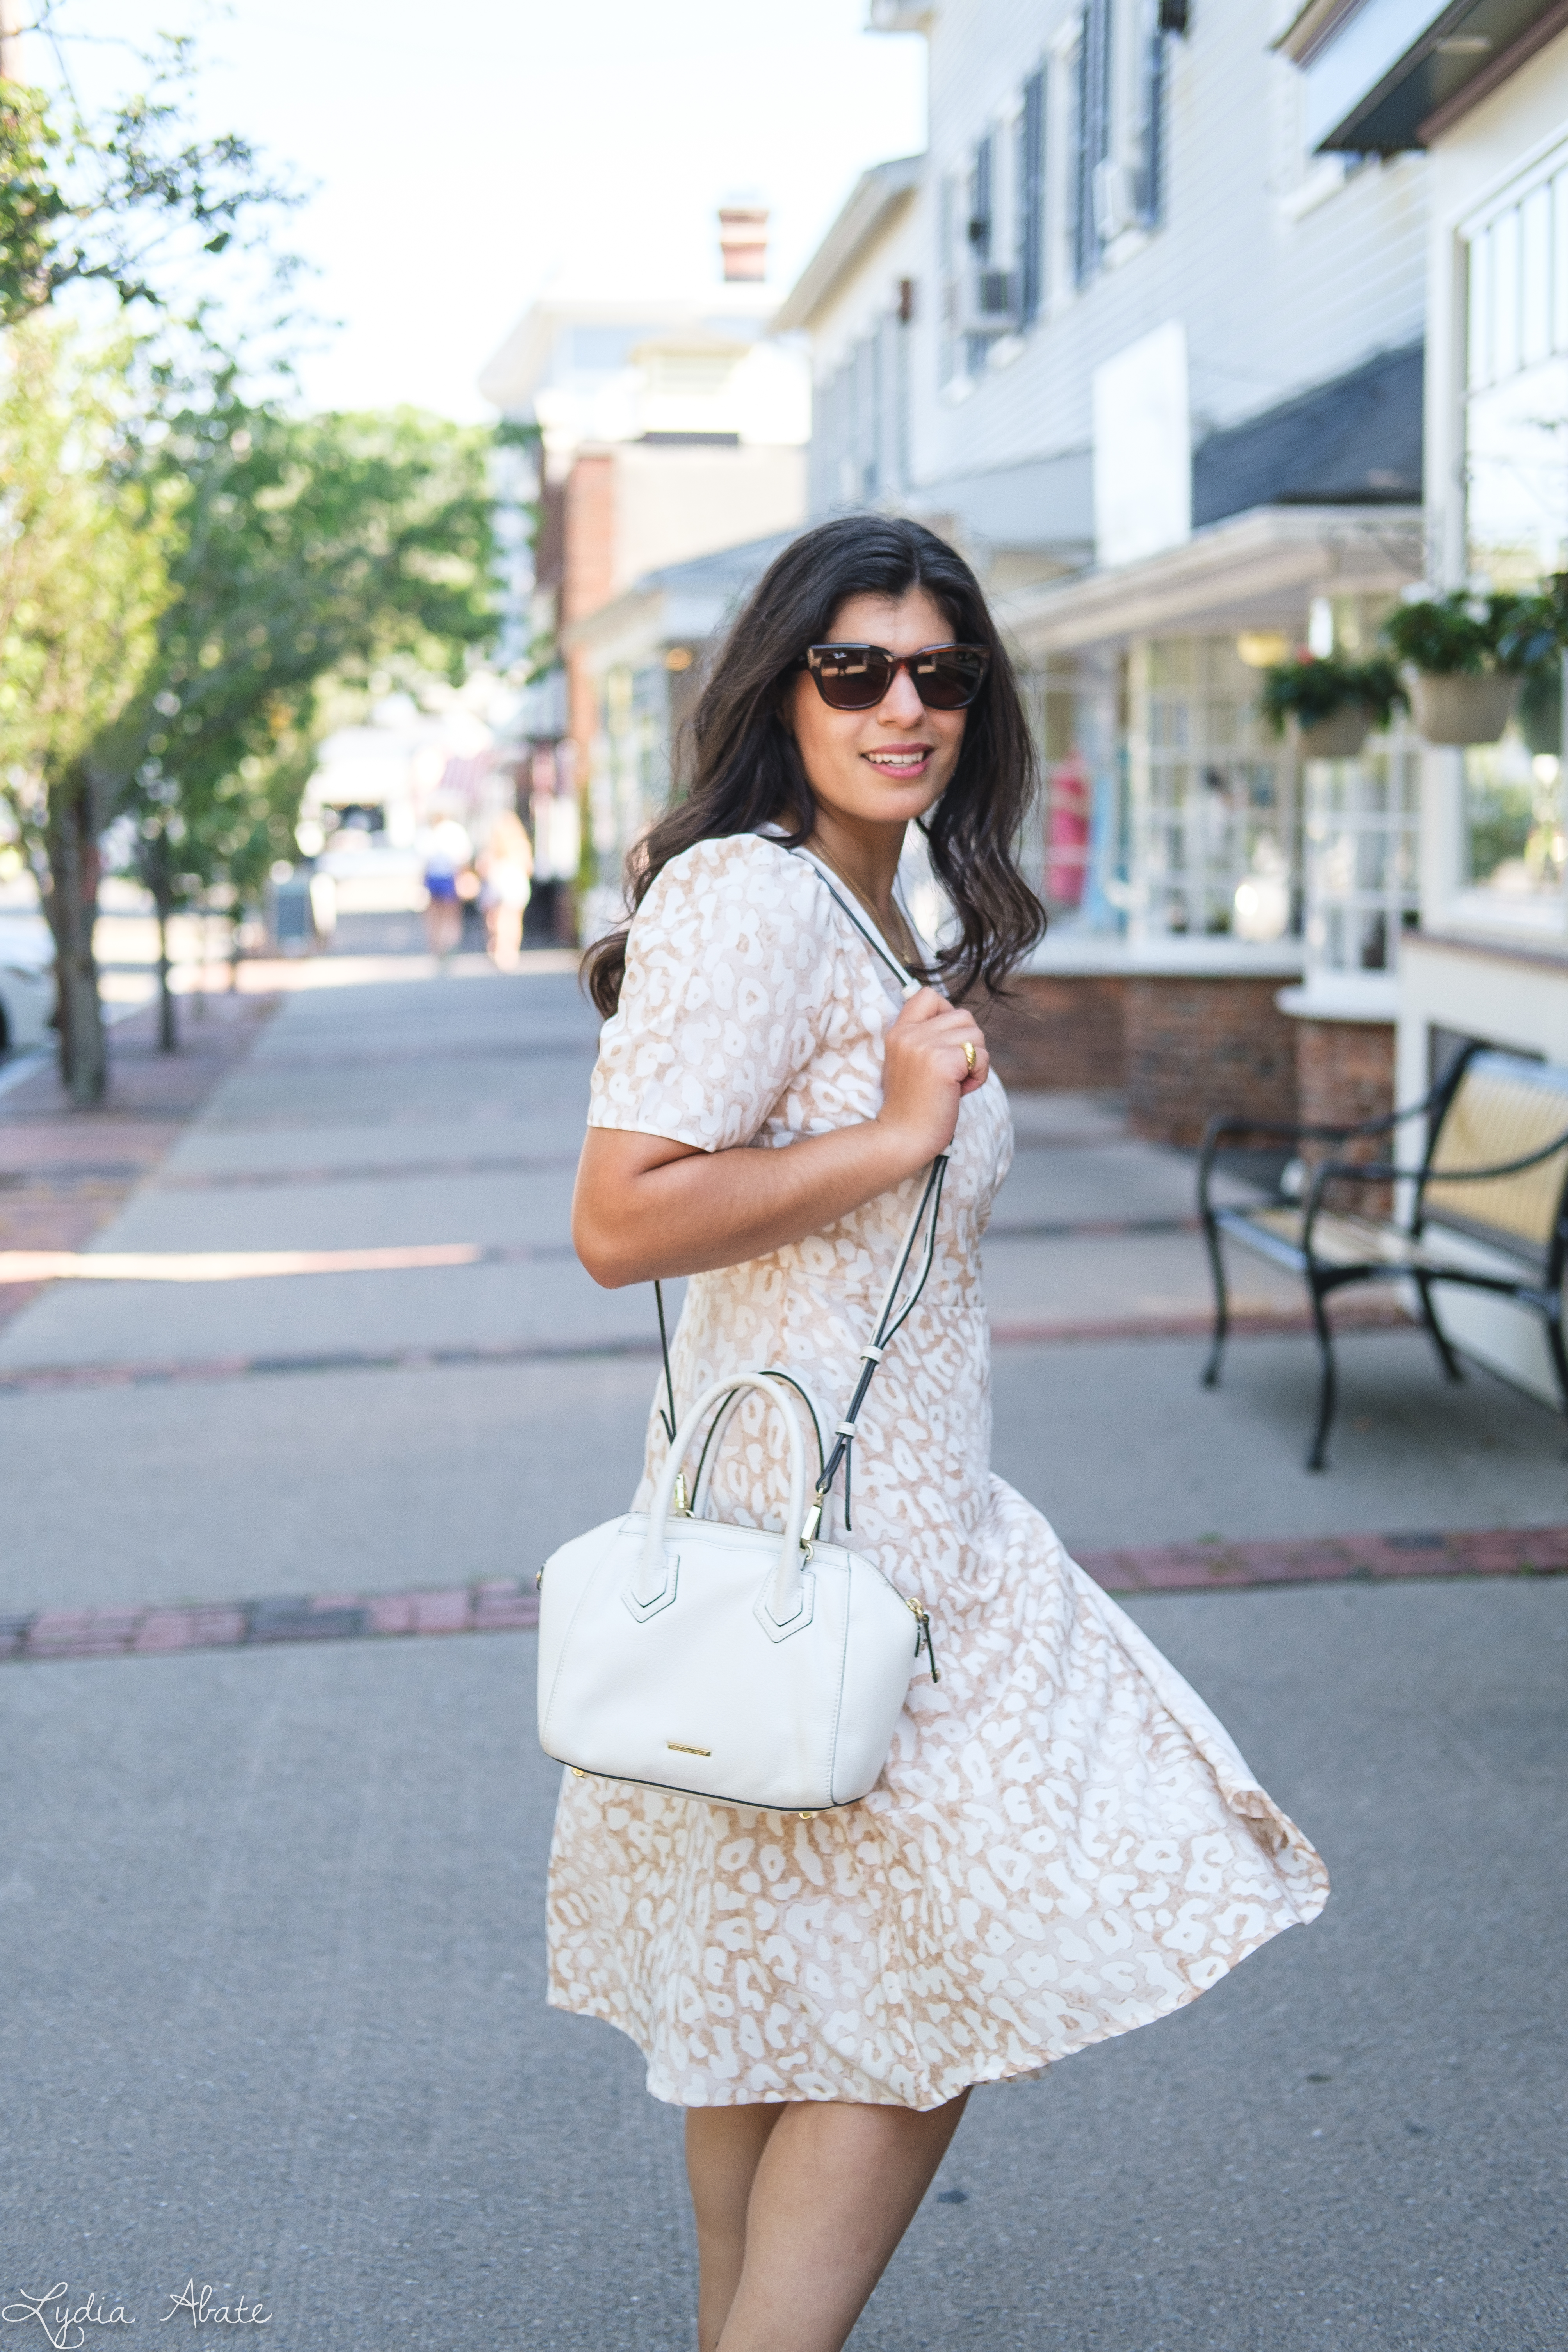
[1197,1044,1568,1469]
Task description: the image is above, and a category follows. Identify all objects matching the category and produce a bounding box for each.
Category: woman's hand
[876,988,990,1162]
[573,992,988,1289]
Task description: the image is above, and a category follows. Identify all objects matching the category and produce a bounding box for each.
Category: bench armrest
[1198,1085,1449,1220]
[1199,1107,1411,1220]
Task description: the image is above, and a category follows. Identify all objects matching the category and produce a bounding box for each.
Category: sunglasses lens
[914,649,990,709]
[804,645,990,710]
[810,646,892,709]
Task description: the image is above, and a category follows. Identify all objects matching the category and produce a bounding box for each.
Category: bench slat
[1426,1058,1568,1248]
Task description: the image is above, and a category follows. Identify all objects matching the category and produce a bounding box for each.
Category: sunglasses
[798,641,991,712]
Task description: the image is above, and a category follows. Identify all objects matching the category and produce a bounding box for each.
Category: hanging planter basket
[1297,705,1375,759]
[1407,671,1520,746]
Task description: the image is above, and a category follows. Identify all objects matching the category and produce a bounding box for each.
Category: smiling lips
[864,747,932,774]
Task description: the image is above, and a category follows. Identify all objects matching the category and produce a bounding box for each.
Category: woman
[559,516,1327,2352]
[478,807,533,970]
[420,814,472,960]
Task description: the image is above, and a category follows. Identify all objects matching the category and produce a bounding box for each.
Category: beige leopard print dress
[546,831,1328,2110]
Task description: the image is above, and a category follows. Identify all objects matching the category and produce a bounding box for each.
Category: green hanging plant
[1494,573,1568,675]
[1257,652,1406,737]
[1381,589,1537,676]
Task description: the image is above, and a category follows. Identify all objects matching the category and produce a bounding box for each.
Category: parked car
[0,915,56,1054]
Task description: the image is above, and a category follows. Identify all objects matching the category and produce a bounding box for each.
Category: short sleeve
[587,836,832,1151]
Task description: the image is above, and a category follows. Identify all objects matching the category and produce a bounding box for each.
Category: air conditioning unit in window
[959,267,1020,337]
[1092,159,1135,242]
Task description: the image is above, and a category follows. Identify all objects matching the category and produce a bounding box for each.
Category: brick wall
[1296,1018,1396,1134]
[564,453,616,786]
[1124,977,1299,1147]
[978,976,1127,1091]
[977,971,1306,1145]
[1295,1017,1397,1207]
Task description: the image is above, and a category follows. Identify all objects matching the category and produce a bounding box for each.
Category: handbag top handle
[637,1371,812,1629]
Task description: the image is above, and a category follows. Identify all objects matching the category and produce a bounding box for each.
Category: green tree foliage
[0,319,175,1099]
[0,35,297,329]
[96,393,498,1045]
[0,16,304,1094]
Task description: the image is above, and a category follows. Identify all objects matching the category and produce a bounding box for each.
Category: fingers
[886,991,989,1099]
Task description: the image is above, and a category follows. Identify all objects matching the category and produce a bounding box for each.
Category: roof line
[772,154,924,333]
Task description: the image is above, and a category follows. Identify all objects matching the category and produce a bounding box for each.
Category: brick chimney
[0,0,27,78]
[718,206,768,283]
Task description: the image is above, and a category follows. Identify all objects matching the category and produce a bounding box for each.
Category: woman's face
[788,587,970,833]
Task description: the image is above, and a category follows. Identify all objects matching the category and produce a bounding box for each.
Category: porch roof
[994,503,1423,658]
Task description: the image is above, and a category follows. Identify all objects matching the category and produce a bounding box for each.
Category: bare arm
[572,988,990,1288]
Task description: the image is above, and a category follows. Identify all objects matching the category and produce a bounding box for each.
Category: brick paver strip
[0,1307,1415,1398]
[2,1533,1563,1665]
[1077,1525,1568,1590]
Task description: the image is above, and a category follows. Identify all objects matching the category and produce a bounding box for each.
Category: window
[1465,156,1568,588]
[968,134,994,271]
[965,135,1003,371]
[1461,147,1568,908]
[1133,0,1166,230]
[1129,638,1298,941]
[1304,739,1420,975]
[1072,0,1112,286]
[1017,69,1047,328]
[811,308,912,513]
[1071,0,1170,279]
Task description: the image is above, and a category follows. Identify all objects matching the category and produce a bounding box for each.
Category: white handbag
[538,851,948,1813]
[536,1157,948,1814]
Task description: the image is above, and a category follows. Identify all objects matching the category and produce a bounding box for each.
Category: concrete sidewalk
[2,953,1564,2350]
[2,1583,1563,2351]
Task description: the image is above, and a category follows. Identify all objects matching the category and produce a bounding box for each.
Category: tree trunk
[43,765,106,1105]
[155,890,178,1053]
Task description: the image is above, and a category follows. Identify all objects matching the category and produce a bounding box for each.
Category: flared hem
[545,1890,1317,2112]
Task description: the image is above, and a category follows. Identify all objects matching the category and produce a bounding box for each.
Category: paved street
[2,956,1566,2349]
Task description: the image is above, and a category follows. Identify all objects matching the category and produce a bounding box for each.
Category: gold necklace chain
[808,842,923,975]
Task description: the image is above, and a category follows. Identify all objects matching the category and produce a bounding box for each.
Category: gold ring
[962,1041,976,1075]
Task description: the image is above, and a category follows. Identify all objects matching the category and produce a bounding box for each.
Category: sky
[36,0,928,420]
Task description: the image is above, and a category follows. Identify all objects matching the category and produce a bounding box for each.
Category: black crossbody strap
[653,844,947,1529]
[789,846,925,999]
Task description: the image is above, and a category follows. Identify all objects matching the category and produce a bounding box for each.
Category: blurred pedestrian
[477,808,533,970]
[560,516,1329,2352]
[420,816,472,960]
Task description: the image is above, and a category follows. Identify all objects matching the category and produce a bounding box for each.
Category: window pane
[1467,356,1568,583]
[1464,734,1564,897]
[1468,224,1491,390]
[1522,183,1552,369]
[1018,70,1046,326]
[1494,205,1522,381]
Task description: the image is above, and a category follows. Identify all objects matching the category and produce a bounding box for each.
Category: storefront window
[1463,149,1568,905]
[1303,732,1420,973]
[1128,636,1297,940]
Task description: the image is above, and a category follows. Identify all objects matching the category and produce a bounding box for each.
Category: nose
[877,660,927,726]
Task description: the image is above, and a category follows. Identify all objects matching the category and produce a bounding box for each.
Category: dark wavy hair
[583,514,1045,1018]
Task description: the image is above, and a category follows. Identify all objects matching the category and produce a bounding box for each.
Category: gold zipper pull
[672,1471,691,1517]
[904,1595,940,1683]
